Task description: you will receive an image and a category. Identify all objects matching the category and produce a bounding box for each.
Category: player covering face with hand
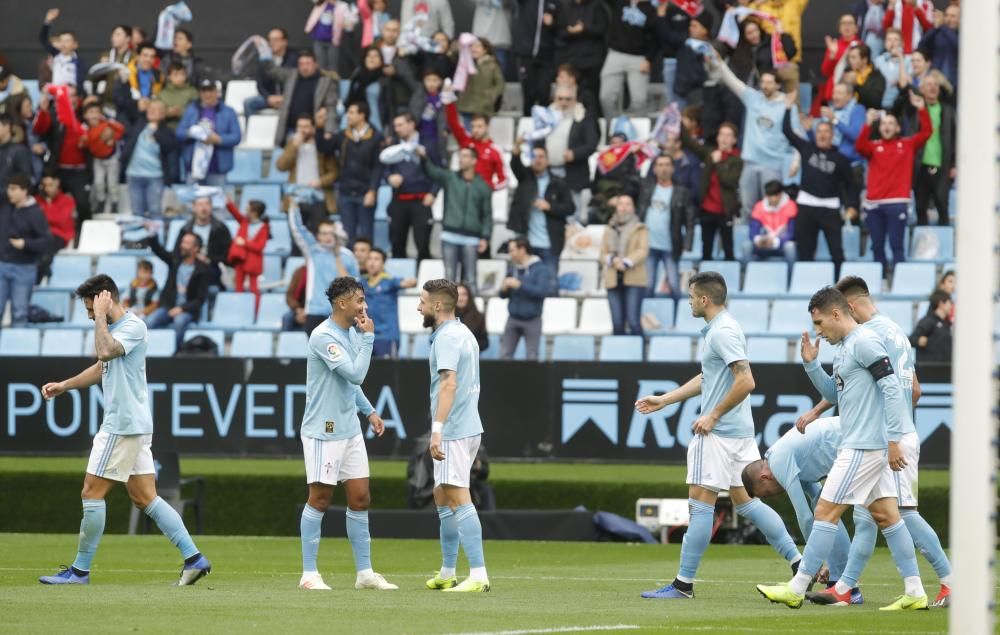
[297,276,396,591]
[38,275,211,586]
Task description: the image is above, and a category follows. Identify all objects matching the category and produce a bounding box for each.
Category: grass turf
[1,533,955,634]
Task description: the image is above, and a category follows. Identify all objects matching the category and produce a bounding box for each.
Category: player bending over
[756,287,927,610]
[297,277,397,591]
[39,275,211,586]
[636,272,802,600]
[419,279,490,593]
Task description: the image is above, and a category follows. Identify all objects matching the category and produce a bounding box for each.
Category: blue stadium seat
[909,226,955,263]
[165,219,186,251]
[889,263,936,299]
[397,335,411,359]
[680,224,703,262]
[230,331,273,357]
[205,292,256,329]
[842,226,862,261]
[47,255,92,290]
[739,262,788,297]
[30,290,72,322]
[673,305,704,335]
[373,219,389,250]
[96,255,138,291]
[481,334,500,360]
[264,220,291,256]
[747,337,789,363]
[184,329,225,353]
[69,299,93,326]
[731,224,751,261]
[599,335,643,361]
[151,258,169,290]
[640,298,675,335]
[798,82,812,112]
[409,333,432,358]
[728,299,769,335]
[768,299,811,337]
[224,220,240,238]
[550,335,595,361]
[277,331,308,358]
[647,335,693,362]
[240,185,282,216]
[41,329,83,356]
[255,292,288,331]
[788,262,835,297]
[375,185,392,221]
[261,254,283,288]
[226,149,264,184]
[814,231,831,261]
[839,262,883,291]
[513,336,547,360]
[1,328,41,356]
[877,300,915,334]
[264,152,290,184]
[147,330,177,357]
[386,258,417,280]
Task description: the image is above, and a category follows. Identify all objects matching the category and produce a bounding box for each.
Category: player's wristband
[432,421,444,434]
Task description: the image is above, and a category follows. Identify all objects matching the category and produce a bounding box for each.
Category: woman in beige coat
[601,194,650,335]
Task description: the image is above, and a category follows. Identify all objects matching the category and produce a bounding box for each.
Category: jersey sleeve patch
[326,342,342,362]
[866,356,894,380]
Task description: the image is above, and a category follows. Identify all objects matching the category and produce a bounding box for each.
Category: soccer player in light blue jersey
[792,276,952,607]
[756,287,927,610]
[741,418,864,604]
[297,276,397,591]
[635,272,801,600]
[38,275,210,586]
[418,279,490,593]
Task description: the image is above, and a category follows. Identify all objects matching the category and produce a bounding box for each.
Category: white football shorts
[686,432,761,492]
[821,447,897,506]
[302,433,370,485]
[434,435,482,488]
[894,432,920,507]
[86,430,155,482]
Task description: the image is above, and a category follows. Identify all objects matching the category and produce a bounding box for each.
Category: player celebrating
[636,272,801,600]
[741,418,863,603]
[38,275,211,586]
[792,276,952,607]
[756,287,927,610]
[419,279,490,593]
[298,277,397,591]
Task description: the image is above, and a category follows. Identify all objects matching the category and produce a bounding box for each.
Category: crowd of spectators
[0,0,963,362]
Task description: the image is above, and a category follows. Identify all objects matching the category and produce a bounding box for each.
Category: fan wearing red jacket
[856,92,932,271]
[814,15,860,116]
[33,85,89,230]
[882,0,934,54]
[444,100,508,191]
[225,197,270,306]
[34,171,76,249]
[81,102,126,215]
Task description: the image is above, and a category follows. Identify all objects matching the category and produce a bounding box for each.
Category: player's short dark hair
[348,100,370,120]
[763,180,782,197]
[76,274,120,301]
[928,290,951,309]
[137,259,153,272]
[6,173,30,191]
[369,247,387,263]
[835,275,870,297]
[352,236,372,248]
[424,278,458,309]
[326,276,363,305]
[689,271,727,306]
[808,286,851,314]
[741,459,766,498]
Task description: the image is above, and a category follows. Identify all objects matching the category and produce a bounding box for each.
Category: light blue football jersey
[699,310,754,438]
[101,312,153,435]
[864,313,917,435]
[302,319,375,441]
[429,320,483,441]
[804,326,906,450]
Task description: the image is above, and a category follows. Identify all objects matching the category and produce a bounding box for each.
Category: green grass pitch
[1,534,956,634]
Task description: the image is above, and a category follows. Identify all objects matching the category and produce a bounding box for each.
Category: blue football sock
[826,520,853,583]
[901,510,952,580]
[678,499,714,581]
[437,506,459,570]
[882,518,920,579]
[71,499,106,572]
[300,504,324,572]
[454,503,486,569]
[799,520,838,580]
[735,498,799,563]
[346,509,372,572]
[840,506,877,588]
[145,496,199,560]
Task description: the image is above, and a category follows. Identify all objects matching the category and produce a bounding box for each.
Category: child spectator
[306,0,339,71]
[40,9,85,88]
[81,102,125,215]
[409,70,448,165]
[158,62,198,131]
[362,247,417,358]
[225,197,270,305]
[123,259,160,317]
[747,180,797,263]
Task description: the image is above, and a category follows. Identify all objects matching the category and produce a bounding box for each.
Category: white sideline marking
[443,625,640,635]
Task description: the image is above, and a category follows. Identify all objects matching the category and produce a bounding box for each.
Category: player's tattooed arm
[94,318,126,362]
